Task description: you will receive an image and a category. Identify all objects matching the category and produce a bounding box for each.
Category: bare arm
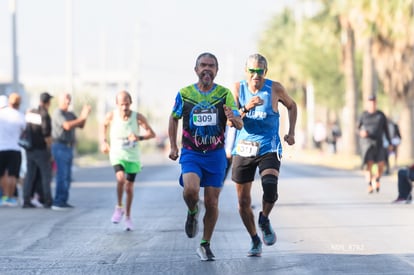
[100,111,113,154]
[231,82,246,118]
[235,82,264,118]
[62,118,86,130]
[272,81,297,145]
[224,83,243,129]
[224,105,243,130]
[62,105,92,130]
[168,114,179,161]
[137,113,156,141]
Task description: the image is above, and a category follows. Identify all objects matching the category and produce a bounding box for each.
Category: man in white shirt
[0,95,7,108]
[0,93,26,206]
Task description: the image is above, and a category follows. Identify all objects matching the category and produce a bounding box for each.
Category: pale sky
[0,0,295,115]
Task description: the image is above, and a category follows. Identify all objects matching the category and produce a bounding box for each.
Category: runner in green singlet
[101,91,156,231]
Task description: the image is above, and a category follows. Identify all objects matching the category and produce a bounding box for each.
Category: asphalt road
[0,152,413,275]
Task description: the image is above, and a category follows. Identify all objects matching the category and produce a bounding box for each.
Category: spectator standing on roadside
[22,92,54,208]
[313,120,327,152]
[392,165,413,204]
[383,119,401,174]
[0,95,7,109]
[51,93,91,210]
[0,93,25,206]
[326,121,341,154]
[0,94,8,200]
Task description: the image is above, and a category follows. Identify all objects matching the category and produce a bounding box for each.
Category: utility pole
[306,81,315,149]
[131,23,141,110]
[65,0,74,96]
[10,0,19,93]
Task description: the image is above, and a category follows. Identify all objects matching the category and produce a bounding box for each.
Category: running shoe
[22,202,36,208]
[248,239,262,257]
[31,198,44,208]
[1,197,8,207]
[367,185,374,194]
[406,194,412,204]
[5,197,18,207]
[392,198,406,204]
[125,217,133,231]
[196,242,215,261]
[375,181,380,192]
[111,206,125,223]
[258,212,276,246]
[185,203,200,238]
[51,205,70,211]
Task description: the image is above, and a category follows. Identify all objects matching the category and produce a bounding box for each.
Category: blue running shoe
[248,239,262,257]
[258,212,276,246]
[5,197,18,207]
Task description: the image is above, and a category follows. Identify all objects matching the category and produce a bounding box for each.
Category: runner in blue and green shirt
[168,52,243,261]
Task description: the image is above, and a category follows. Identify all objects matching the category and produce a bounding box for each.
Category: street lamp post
[10,0,19,93]
[66,0,74,94]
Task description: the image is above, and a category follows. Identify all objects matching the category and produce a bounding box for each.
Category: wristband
[240,106,249,113]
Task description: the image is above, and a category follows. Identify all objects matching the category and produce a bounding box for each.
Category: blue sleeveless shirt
[232,79,282,157]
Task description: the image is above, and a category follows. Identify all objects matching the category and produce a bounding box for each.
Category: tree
[331,0,414,159]
[368,0,414,160]
[258,6,345,149]
[338,14,359,154]
[258,0,414,160]
[347,0,414,160]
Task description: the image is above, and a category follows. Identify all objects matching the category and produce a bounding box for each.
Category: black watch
[240,105,249,113]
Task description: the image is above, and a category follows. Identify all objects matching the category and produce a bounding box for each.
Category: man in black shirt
[22,92,54,208]
[358,94,392,193]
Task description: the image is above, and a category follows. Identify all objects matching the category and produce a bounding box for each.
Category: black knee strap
[262,174,278,203]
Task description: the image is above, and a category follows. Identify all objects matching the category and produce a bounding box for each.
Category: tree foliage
[258,6,346,110]
[258,0,414,159]
[258,9,302,95]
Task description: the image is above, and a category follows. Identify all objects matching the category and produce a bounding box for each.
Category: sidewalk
[75,149,361,170]
[288,149,409,180]
[284,148,362,170]
[74,150,174,167]
[75,148,406,175]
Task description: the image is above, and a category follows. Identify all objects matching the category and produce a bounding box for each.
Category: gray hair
[195,52,218,68]
[246,53,268,69]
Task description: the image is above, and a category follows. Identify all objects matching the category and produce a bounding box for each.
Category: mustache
[201,70,214,78]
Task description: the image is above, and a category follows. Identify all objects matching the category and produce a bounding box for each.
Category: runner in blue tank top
[168,53,243,261]
[231,53,297,257]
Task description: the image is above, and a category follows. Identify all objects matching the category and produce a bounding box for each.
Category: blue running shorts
[179,148,226,188]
